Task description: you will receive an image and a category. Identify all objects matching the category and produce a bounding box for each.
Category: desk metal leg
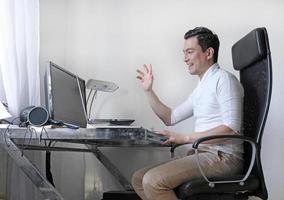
[89,145,133,191]
[0,136,64,200]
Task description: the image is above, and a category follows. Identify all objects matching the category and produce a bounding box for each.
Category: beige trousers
[131,150,243,200]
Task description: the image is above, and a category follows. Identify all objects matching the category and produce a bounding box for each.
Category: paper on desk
[0,102,11,119]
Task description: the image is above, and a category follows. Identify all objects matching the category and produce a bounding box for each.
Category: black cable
[3,117,20,147]
[40,126,50,145]
[2,117,56,186]
[46,141,55,187]
[0,119,12,124]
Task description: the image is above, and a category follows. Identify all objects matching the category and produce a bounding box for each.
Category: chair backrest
[231,27,272,199]
[232,27,272,142]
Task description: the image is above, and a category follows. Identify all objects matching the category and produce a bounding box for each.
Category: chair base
[181,193,248,200]
[102,190,141,200]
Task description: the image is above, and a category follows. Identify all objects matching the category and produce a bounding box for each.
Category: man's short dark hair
[184,27,219,63]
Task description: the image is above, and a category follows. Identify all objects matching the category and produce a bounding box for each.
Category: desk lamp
[85,79,118,119]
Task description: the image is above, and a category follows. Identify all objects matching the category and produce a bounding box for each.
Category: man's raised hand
[136,64,153,91]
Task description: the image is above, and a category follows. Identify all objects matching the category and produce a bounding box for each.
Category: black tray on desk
[88,119,135,126]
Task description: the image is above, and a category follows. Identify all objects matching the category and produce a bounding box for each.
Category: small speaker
[20,106,49,126]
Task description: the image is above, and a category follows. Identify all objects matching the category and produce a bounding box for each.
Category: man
[132,27,244,200]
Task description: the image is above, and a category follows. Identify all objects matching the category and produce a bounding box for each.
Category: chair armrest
[170,135,255,157]
[170,144,182,156]
[192,135,257,188]
[192,134,256,149]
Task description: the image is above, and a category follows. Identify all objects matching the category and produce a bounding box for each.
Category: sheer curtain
[0,0,41,199]
[0,0,40,116]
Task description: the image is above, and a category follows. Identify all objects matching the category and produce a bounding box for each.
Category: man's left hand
[158,130,190,145]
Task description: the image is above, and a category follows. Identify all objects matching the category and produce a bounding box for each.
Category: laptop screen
[45,62,87,128]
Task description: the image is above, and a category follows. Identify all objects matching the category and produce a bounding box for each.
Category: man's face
[183,36,212,78]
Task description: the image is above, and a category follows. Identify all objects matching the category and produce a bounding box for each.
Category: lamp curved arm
[88,89,97,119]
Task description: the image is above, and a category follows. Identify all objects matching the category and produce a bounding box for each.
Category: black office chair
[175,27,272,200]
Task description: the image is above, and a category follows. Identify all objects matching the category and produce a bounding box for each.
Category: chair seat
[176,175,260,199]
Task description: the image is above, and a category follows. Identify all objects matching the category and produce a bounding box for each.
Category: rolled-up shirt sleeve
[216,74,244,132]
[171,95,194,125]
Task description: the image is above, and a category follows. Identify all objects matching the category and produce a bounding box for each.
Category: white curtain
[0,0,41,199]
[0,0,40,116]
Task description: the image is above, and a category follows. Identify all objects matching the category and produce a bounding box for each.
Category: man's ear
[206,47,214,61]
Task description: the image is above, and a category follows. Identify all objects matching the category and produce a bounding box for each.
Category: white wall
[40,0,284,199]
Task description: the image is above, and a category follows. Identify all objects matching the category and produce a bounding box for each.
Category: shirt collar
[199,63,219,84]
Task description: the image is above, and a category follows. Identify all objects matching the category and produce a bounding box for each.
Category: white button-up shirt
[171,63,244,157]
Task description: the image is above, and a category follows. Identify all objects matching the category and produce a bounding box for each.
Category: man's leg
[132,165,152,200]
[132,152,242,200]
[132,161,170,200]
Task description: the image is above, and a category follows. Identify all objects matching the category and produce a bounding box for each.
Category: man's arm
[159,125,237,145]
[145,90,172,126]
[136,64,172,125]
